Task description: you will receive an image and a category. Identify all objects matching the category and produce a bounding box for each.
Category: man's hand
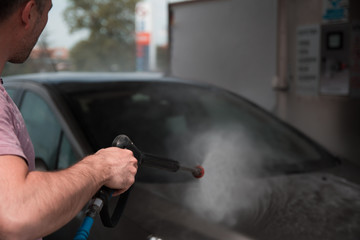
[91,147,138,195]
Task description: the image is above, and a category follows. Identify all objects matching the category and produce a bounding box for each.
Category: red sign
[136,32,151,45]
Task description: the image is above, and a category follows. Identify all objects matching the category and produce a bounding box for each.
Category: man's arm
[0,147,137,240]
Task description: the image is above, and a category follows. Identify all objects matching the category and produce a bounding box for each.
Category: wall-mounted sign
[296,25,321,95]
[322,0,349,23]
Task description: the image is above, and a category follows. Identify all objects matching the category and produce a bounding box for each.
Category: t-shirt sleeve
[0,92,28,164]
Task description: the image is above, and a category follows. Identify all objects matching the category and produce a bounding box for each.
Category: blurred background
[3,0,186,74]
[3,0,360,175]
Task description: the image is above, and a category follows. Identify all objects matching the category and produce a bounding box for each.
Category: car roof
[4,72,194,85]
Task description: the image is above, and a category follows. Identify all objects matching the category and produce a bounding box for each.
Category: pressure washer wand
[142,153,205,178]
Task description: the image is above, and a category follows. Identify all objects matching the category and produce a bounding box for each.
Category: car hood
[122,171,360,240]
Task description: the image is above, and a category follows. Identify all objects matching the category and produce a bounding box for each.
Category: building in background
[135,0,191,72]
[30,46,70,71]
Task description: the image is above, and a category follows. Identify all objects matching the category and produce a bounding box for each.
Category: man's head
[0,0,47,23]
[0,0,52,64]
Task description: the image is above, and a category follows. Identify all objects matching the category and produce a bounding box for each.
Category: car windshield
[61,80,337,181]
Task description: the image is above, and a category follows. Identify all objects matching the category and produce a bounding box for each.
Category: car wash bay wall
[168,0,278,111]
[168,0,360,166]
[274,0,360,165]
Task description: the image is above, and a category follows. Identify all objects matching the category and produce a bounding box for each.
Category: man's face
[9,0,53,64]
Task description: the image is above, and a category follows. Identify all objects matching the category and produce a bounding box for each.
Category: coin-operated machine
[319,0,360,97]
[295,0,360,96]
[319,23,351,95]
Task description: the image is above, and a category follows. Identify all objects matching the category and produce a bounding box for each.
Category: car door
[17,88,78,171]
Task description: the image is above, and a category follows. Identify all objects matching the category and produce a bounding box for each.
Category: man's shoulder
[0,86,17,118]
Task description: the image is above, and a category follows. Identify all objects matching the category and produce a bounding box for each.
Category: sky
[41,0,188,49]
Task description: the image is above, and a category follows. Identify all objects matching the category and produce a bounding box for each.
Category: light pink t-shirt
[0,82,35,171]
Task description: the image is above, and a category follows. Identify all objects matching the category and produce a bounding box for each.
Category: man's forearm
[0,147,137,240]
[0,155,105,240]
[27,156,105,237]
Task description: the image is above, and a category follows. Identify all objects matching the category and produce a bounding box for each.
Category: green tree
[64,0,139,71]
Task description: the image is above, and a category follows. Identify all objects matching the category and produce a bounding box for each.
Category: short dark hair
[0,0,46,23]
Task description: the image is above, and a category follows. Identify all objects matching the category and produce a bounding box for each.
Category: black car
[4,72,360,240]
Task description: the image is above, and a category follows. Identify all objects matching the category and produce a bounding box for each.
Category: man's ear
[21,0,37,30]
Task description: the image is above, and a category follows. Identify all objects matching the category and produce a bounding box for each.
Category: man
[0,0,138,239]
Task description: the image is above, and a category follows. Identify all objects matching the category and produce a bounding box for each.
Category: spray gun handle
[112,134,143,164]
[99,135,142,228]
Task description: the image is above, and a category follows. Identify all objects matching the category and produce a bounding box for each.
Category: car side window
[58,133,78,169]
[20,91,77,170]
[5,88,17,100]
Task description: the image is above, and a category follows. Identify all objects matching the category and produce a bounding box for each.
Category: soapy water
[250,174,360,240]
